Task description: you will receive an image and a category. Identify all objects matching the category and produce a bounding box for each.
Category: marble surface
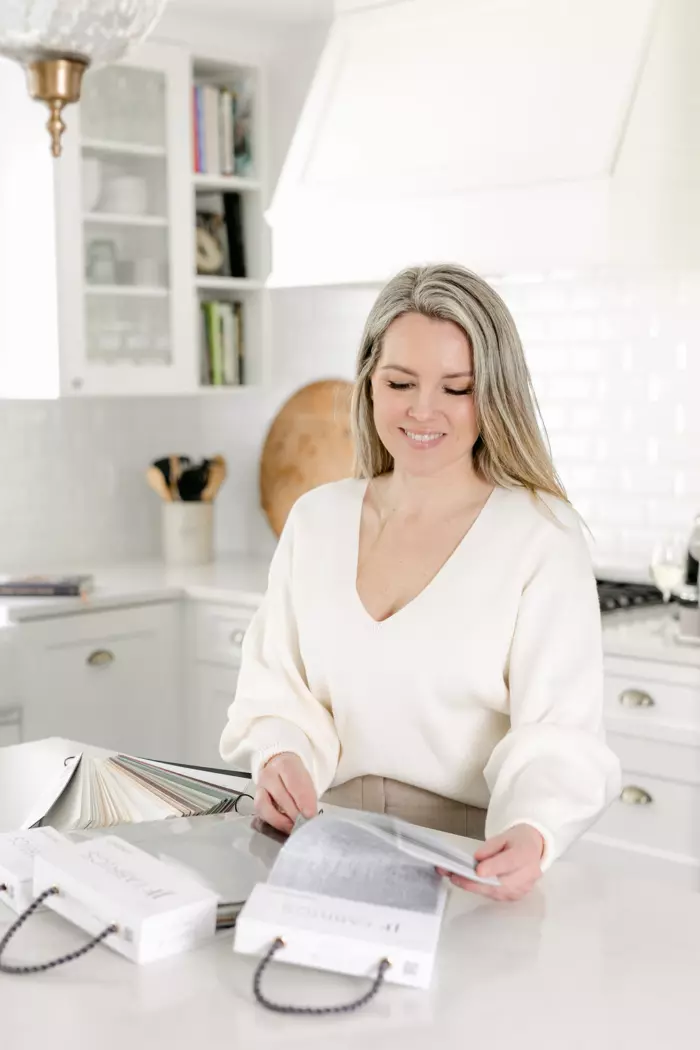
[0,557,271,625]
[601,606,700,667]
[0,844,698,1049]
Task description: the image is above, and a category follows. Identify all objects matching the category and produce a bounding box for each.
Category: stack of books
[192,82,254,176]
[200,300,244,387]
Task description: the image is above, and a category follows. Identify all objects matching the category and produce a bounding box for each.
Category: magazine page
[271,816,448,915]
[299,809,500,887]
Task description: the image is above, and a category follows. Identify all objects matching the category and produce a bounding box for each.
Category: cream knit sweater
[220,479,621,867]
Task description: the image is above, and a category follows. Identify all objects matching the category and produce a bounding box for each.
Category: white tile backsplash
[0,271,697,575]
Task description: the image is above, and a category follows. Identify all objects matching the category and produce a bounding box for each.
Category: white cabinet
[16,602,183,761]
[56,42,197,396]
[184,600,255,768]
[188,663,240,768]
[0,29,269,398]
[578,654,700,888]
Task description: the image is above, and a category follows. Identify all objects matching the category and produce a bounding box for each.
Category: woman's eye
[387,380,411,390]
[445,387,473,396]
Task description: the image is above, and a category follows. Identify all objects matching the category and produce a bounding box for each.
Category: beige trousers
[322,775,487,840]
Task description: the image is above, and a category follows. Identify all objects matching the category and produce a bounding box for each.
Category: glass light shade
[0,1,168,156]
[0,1,168,66]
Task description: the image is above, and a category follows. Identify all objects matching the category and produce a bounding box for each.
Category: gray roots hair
[349,263,567,502]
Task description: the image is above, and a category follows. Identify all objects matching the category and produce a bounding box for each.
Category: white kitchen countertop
[1,555,698,668]
[0,556,271,625]
[0,846,698,1049]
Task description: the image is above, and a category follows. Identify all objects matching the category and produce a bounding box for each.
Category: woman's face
[370,312,478,476]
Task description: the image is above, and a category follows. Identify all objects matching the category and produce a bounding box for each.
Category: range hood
[267,0,700,286]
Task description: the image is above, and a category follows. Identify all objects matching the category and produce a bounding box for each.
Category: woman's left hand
[437,823,545,902]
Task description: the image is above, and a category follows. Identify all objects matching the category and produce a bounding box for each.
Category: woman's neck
[375,459,493,519]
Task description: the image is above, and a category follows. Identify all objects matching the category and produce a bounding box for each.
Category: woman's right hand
[255,752,318,834]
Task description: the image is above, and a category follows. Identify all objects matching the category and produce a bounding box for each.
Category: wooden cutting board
[260,379,355,537]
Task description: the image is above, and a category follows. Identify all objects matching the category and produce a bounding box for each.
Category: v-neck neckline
[352,478,500,626]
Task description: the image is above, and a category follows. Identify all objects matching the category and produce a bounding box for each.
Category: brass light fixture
[25,55,89,158]
[0,2,168,158]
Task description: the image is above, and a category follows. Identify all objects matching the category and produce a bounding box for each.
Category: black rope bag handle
[0,886,117,975]
[252,938,391,1016]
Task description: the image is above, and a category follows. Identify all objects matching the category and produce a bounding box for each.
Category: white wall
[0,59,60,399]
[268,271,700,574]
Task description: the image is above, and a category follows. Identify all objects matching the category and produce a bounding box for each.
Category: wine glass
[650,534,686,603]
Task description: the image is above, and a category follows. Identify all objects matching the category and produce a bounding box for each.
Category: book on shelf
[234,807,499,990]
[195,191,246,278]
[0,737,252,836]
[200,299,244,387]
[0,574,93,597]
[192,80,254,177]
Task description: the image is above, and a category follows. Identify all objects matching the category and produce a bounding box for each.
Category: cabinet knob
[620,785,653,806]
[86,648,115,668]
[230,629,245,647]
[618,688,655,709]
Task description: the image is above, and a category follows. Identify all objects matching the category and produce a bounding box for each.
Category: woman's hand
[254,752,318,835]
[438,823,545,902]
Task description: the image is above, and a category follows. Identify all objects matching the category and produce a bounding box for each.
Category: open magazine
[309,808,499,886]
[234,806,499,990]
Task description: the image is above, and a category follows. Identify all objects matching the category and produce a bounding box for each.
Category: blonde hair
[350,263,567,502]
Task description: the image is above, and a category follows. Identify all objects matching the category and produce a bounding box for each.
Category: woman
[220,263,621,902]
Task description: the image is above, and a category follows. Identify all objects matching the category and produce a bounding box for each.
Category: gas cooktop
[596,579,665,614]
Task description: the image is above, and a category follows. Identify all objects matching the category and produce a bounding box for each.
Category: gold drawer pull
[618,688,655,709]
[620,785,653,806]
[86,649,115,668]
[230,629,245,646]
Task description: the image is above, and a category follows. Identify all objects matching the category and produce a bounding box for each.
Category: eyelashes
[386,381,473,396]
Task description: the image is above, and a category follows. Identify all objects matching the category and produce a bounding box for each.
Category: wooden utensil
[152,456,191,498]
[259,379,354,537]
[201,455,227,502]
[145,465,173,502]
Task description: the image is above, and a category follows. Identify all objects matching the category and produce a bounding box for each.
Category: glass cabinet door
[56,42,196,395]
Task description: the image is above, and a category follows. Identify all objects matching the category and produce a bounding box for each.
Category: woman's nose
[407,389,437,420]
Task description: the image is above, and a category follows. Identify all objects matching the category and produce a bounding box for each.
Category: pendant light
[0,1,168,157]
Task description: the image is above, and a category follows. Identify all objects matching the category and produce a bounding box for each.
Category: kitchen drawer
[591,772,700,860]
[185,663,239,768]
[607,731,700,786]
[604,671,700,732]
[17,603,182,759]
[193,602,254,669]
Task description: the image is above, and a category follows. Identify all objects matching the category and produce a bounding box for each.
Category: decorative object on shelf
[85,239,117,284]
[260,379,354,537]
[0,0,168,157]
[195,192,246,278]
[101,173,148,215]
[146,453,227,565]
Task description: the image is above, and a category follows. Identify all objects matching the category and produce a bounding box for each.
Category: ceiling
[168,0,333,23]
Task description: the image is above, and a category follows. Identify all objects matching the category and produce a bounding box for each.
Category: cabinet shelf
[83,213,168,227]
[82,138,166,158]
[193,173,260,192]
[85,285,169,298]
[195,276,262,292]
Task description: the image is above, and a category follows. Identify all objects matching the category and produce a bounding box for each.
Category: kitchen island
[0,845,697,1050]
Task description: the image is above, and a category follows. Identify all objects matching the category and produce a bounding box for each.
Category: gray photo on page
[269,817,444,914]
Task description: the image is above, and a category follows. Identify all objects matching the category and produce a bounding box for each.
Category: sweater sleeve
[483,509,622,870]
[218,504,340,794]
